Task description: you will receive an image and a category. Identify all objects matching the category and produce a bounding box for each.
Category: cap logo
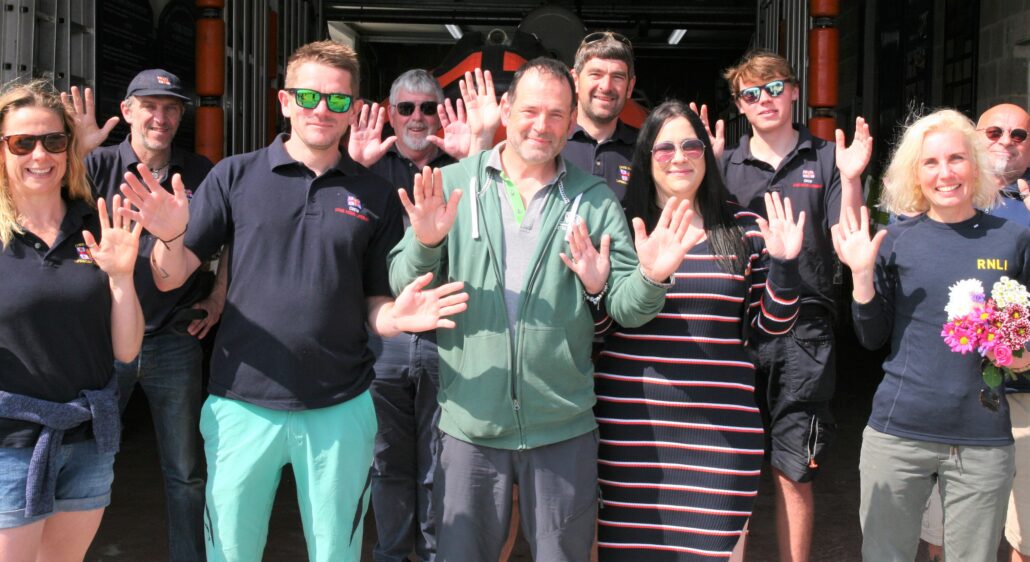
[156,76,171,85]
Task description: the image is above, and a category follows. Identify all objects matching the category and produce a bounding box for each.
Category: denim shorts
[0,439,116,528]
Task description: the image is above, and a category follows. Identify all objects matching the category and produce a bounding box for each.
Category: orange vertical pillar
[196,0,225,162]
[807,0,840,142]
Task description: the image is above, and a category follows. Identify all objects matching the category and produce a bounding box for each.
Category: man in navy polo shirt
[720,50,870,562]
[561,31,638,201]
[348,68,465,562]
[75,69,216,562]
[119,40,468,562]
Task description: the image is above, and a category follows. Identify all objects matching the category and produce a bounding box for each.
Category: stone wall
[977,0,1030,112]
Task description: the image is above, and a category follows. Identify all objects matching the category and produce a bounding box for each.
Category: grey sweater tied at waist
[0,376,120,517]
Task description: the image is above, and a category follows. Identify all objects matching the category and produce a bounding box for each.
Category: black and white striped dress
[594,209,800,561]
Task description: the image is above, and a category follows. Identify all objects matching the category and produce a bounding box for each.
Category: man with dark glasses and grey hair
[562,30,639,201]
[720,49,871,562]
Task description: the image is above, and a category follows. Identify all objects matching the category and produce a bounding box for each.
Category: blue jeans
[369,331,440,562]
[116,330,205,562]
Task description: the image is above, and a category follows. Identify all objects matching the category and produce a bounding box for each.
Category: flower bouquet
[941,277,1030,402]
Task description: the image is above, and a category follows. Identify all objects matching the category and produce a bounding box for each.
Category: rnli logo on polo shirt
[617,165,632,185]
[793,168,823,189]
[978,258,1009,270]
[335,195,369,222]
[74,243,95,265]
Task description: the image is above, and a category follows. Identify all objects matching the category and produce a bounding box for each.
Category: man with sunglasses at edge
[719,50,871,562]
[561,31,638,202]
[65,69,218,562]
[117,41,470,562]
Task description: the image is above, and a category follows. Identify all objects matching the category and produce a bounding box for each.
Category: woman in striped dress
[594,101,803,561]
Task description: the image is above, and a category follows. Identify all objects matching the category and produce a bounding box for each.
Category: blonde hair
[880,108,997,216]
[285,40,360,95]
[722,50,797,98]
[0,79,92,248]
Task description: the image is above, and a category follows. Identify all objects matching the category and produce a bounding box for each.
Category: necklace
[149,163,169,181]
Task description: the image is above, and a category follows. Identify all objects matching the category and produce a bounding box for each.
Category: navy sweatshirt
[853,212,1030,446]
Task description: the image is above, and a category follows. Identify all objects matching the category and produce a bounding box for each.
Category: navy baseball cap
[125,69,191,102]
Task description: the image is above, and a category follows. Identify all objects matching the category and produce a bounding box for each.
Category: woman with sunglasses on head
[0,80,143,561]
[593,100,804,561]
[834,109,1030,562]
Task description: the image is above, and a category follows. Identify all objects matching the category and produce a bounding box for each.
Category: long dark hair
[623,100,748,273]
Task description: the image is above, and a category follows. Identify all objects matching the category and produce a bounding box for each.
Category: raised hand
[459,68,501,151]
[836,116,873,181]
[398,166,463,247]
[347,102,396,167]
[559,218,611,295]
[756,192,805,260]
[632,198,706,283]
[62,86,119,156]
[118,163,190,242]
[393,272,470,331]
[830,205,886,276]
[428,97,472,160]
[85,195,143,278]
[689,102,725,160]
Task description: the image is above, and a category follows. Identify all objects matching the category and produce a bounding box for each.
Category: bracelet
[639,265,674,289]
[584,282,609,307]
[159,228,187,248]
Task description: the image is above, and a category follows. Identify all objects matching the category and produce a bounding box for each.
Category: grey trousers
[434,431,599,562]
[859,426,1014,562]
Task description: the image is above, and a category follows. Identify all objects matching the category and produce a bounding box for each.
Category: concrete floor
[84,330,1008,561]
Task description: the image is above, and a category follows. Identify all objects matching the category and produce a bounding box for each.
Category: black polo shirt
[86,137,214,334]
[561,120,638,201]
[184,134,404,410]
[0,200,112,446]
[369,145,457,199]
[720,125,842,309]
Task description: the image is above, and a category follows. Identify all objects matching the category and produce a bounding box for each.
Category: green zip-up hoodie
[388,149,667,450]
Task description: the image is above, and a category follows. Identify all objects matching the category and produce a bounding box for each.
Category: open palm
[86,195,143,277]
[393,272,470,331]
[632,198,705,282]
[757,192,805,260]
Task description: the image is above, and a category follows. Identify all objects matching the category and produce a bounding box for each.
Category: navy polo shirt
[988,169,1030,394]
[721,125,843,309]
[184,134,404,410]
[86,137,214,334]
[0,200,113,446]
[369,145,456,199]
[561,120,637,201]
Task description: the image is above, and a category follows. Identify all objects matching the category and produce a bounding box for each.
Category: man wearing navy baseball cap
[73,68,218,562]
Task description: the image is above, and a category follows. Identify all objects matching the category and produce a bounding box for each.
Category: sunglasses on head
[737,79,789,105]
[582,31,632,48]
[981,126,1028,144]
[286,88,353,113]
[652,138,706,163]
[394,101,438,117]
[0,132,70,156]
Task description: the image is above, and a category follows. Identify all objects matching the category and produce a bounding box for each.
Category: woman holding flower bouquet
[833,108,1030,562]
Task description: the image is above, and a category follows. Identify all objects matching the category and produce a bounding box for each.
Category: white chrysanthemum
[993,276,1030,309]
[945,278,985,320]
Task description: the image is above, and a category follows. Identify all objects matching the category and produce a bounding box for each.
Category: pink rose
[995,344,1014,366]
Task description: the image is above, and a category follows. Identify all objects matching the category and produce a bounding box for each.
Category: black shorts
[755,311,838,483]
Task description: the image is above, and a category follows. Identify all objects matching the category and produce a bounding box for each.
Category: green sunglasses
[286,88,354,113]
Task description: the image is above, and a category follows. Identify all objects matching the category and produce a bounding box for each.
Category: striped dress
[594,209,800,561]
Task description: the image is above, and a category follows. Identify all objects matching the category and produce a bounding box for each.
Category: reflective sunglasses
[0,132,70,156]
[980,126,1028,144]
[652,138,706,163]
[737,79,789,104]
[286,88,353,113]
[582,31,632,48]
[394,101,438,117]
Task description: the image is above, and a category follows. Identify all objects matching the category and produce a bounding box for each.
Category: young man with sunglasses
[73,69,216,562]
[720,50,870,562]
[120,41,470,562]
[562,31,638,201]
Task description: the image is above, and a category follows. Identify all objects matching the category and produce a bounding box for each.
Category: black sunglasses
[0,132,70,156]
[737,80,790,105]
[652,138,706,163]
[582,31,632,48]
[285,88,353,113]
[981,126,1028,144]
[394,101,438,117]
